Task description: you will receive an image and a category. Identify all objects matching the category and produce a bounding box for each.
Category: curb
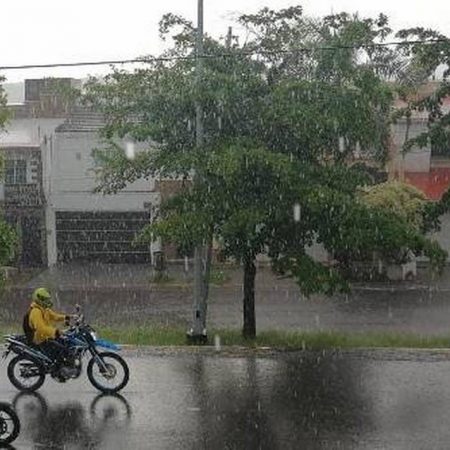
[116,345,450,356]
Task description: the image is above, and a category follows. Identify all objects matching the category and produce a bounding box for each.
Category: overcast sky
[1,0,450,82]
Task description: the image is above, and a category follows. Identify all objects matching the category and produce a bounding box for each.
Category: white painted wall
[0,118,65,147]
[43,130,160,266]
[44,131,158,211]
[391,119,431,173]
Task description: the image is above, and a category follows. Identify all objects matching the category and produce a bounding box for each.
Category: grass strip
[1,325,449,349]
[97,327,450,349]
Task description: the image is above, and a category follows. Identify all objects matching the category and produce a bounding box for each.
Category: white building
[43,108,160,265]
[1,78,160,267]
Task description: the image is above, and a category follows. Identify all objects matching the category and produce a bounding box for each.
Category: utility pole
[226,26,233,49]
[187,0,207,343]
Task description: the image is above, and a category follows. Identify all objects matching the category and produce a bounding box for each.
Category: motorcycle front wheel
[87,352,129,394]
[7,354,46,392]
[0,402,20,445]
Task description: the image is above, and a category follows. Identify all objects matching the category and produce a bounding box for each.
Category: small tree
[360,181,427,230]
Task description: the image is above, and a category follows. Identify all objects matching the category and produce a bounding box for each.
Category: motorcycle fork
[89,348,109,372]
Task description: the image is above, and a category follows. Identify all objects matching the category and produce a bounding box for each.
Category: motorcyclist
[23,288,76,378]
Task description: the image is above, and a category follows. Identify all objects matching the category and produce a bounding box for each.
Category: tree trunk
[243,257,257,339]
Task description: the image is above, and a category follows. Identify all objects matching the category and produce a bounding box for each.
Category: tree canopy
[81,6,449,337]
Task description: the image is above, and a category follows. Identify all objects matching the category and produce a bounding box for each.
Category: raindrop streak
[293,203,301,222]
[338,136,345,153]
[214,335,221,352]
[125,142,135,160]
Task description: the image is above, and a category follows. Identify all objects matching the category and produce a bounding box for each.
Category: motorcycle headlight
[90,331,97,341]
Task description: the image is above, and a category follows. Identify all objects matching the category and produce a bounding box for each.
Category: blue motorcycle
[3,306,129,394]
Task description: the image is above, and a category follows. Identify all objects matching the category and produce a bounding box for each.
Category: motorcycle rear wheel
[7,354,46,392]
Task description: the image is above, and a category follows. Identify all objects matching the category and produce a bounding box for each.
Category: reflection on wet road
[2,350,450,449]
[12,392,131,448]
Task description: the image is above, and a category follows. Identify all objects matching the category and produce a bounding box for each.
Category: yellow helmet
[32,288,53,308]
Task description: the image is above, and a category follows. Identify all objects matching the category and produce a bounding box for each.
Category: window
[5,160,27,184]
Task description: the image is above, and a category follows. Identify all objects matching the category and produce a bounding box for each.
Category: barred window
[5,160,27,184]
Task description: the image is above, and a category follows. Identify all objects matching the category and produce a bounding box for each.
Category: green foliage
[1,153,18,275]
[141,144,446,294]
[393,28,450,155]
[83,8,402,195]
[266,77,392,163]
[360,181,427,230]
[83,7,449,332]
[0,76,10,131]
[150,272,173,284]
[91,326,450,350]
[209,269,230,286]
[422,189,450,233]
[0,218,17,268]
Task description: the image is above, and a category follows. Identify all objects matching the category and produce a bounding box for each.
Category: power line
[0,38,448,72]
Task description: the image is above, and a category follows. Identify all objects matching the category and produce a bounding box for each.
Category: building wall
[43,131,160,265]
[44,131,158,211]
[0,118,66,147]
[0,146,46,267]
[390,119,431,174]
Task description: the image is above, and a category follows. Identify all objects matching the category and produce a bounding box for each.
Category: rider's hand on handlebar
[64,314,79,327]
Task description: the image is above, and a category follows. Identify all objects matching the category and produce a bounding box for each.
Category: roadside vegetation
[89,327,450,350]
[0,323,448,349]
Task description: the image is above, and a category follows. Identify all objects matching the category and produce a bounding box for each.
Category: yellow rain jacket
[28,302,66,345]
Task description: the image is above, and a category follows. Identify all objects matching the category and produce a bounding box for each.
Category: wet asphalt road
[2,349,450,449]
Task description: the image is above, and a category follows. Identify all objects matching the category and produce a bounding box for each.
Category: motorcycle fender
[95,339,121,351]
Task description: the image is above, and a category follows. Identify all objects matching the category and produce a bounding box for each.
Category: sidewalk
[3,262,450,336]
[18,261,450,291]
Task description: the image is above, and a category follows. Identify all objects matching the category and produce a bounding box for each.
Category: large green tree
[142,145,445,337]
[83,7,448,338]
[393,28,450,154]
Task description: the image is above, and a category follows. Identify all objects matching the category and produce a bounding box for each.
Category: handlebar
[63,308,84,332]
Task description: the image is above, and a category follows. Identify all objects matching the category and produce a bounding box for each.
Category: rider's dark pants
[39,338,69,365]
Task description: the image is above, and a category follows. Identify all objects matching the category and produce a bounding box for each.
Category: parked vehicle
[0,402,20,445]
[3,306,129,394]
